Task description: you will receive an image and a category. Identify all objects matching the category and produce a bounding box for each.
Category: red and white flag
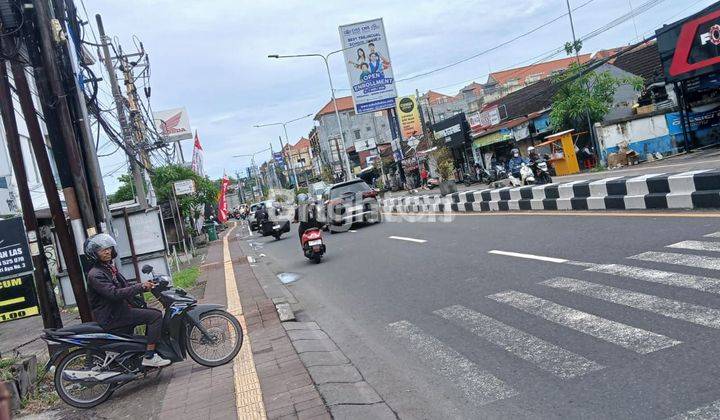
[191,131,204,176]
[217,174,230,223]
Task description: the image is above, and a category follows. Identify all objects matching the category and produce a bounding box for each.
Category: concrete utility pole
[11,61,93,322]
[33,0,97,246]
[96,14,148,208]
[0,60,63,330]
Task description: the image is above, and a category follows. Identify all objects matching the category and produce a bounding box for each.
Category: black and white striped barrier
[382,169,720,213]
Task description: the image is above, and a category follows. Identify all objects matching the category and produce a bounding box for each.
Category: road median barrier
[382,169,720,214]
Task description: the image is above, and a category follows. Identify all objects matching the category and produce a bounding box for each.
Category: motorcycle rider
[84,234,171,368]
[293,193,323,242]
[507,148,528,178]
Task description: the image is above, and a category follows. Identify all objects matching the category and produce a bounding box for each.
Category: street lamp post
[234,146,271,200]
[268,50,355,180]
[254,113,313,191]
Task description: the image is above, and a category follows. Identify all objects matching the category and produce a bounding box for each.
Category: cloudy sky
[86,0,715,192]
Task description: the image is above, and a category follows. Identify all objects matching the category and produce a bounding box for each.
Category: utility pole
[33,0,97,245]
[0,61,63,330]
[96,14,147,208]
[119,44,152,175]
[565,0,599,161]
[11,61,93,322]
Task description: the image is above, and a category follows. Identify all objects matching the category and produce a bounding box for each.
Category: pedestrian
[420,166,429,188]
[581,145,594,169]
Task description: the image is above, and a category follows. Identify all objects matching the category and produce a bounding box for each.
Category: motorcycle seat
[44,322,105,336]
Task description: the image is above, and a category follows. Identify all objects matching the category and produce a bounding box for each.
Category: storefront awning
[473,130,513,148]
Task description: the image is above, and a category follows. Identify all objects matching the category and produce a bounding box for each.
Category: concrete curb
[382,169,720,213]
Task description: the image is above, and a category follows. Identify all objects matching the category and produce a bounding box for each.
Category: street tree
[108,173,137,204]
[550,62,643,131]
[150,164,219,219]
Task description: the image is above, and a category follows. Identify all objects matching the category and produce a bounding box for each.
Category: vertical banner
[339,18,398,114]
[217,176,230,223]
[395,95,423,141]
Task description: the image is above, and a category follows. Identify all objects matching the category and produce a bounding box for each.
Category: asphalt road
[244,210,720,419]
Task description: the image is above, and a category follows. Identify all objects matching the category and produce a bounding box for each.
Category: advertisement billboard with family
[339,18,397,114]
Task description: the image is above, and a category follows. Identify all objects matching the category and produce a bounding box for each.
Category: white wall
[596,114,669,150]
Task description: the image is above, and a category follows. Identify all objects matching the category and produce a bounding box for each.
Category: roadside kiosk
[535,129,580,176]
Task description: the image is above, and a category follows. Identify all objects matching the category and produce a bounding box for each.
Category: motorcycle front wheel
[186,309,243,367]
[54,349,114,409]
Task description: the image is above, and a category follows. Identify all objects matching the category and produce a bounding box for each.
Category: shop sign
[666,106,720,135]
[173,179,196,195]
[472,129,513,148]
[657,3,720,82]
[0,274,39,323]
[512,122,530,140]
[0,218,33,278]
[434,124,461,142]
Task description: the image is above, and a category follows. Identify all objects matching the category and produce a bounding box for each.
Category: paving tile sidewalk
[157,232,238,420]
[226,231,331,420]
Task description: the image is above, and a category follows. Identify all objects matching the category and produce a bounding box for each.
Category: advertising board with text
[0,274,39,323]
[395,95,423,140]
[339,18,397,114]
[173,179,196,195]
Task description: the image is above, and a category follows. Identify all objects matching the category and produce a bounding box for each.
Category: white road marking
[668,241,720,252]
[488,250,568,264]
[388,235,427,243]
[435,305,604,379]
[630,251,720,271]
[348,229,357,233]
[387,320,518,405]
[488,290,681,354]
[704,232,720,238]
[669,399,720,420]
[542,277,720,329]
[588,264,720,295]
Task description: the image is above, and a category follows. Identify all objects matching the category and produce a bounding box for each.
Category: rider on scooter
[293,193,323,242]
[84,234,171,368]
[507,148,528,178]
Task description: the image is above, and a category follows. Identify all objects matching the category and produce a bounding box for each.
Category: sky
[84,0,716,193]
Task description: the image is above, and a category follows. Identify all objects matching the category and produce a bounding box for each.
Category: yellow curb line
[223,223,267,419]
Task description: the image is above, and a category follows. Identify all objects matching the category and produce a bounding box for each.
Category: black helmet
[84,233,118,263]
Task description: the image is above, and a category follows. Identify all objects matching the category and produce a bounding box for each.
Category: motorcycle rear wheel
[54,349,114,409]
[187,309,243,367]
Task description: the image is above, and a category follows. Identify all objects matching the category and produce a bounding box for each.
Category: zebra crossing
[386,231,720,417]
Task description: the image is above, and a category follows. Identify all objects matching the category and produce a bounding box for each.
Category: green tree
[550,62,643,131]
[108,174,137,204]
[149,165,219,219]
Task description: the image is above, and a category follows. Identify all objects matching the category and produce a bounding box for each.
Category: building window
[504,78,520,87]
[354,130,361,140]
[0,177,7,189]
[525,73,543,83]
[366,126,372,132]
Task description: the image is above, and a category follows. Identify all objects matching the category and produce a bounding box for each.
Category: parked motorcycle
[520,163,536,185]
[301,227,326,264]
[43,265,243,409]
[532,160,553,185]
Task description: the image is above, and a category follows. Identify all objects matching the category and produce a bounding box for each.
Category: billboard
[396,95,423,140]
[339,18,397,114]
[656,3,720,82]
[469,106,501,132]
[153,107,193,142]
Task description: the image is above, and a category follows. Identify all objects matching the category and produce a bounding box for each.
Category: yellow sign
[0,274,38,323]
[395,95,423,141]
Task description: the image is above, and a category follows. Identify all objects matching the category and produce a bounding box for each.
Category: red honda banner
[217,175,230,223]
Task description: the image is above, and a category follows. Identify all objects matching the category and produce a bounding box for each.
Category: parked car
[323,179,381,231]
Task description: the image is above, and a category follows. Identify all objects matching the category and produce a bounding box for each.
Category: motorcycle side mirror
[141,265,154,274]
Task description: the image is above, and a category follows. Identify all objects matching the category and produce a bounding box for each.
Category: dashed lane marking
[488,250,569,264]
[388,235,427,243]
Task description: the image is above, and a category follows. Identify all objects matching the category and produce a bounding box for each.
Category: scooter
[532,160,552,185]
[301,227,326,264]
[520,163,536,185]
[43,265,243,409]
[260,218,291,240]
